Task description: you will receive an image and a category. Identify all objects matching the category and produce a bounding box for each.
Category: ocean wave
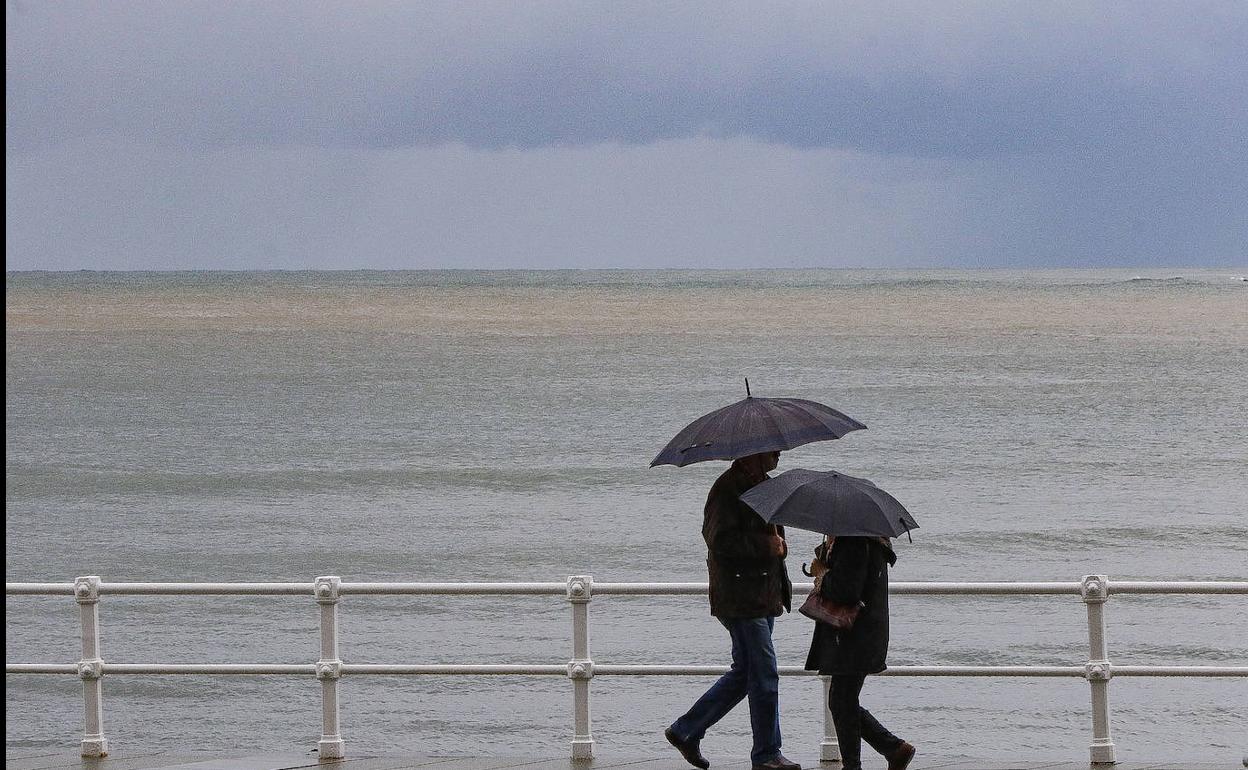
[4,465,642,499]
[12,268,1238,292]
[919,647,1080,667]
[941,524,1248,552]
[1113,642,1248,662]
[1112,274,1247,286]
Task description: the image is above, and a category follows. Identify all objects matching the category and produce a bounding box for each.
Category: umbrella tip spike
[745,377,751,398]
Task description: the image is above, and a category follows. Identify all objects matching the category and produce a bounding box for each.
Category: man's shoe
[751,755,801,770]
[886,741,916,770]
[665,727,710,769]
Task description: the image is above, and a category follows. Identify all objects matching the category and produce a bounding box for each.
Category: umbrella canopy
[650,392,866,468]
[739,468,918,538]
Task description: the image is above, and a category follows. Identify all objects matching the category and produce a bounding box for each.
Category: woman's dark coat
[703,462,793,619]
[804,536,896,675]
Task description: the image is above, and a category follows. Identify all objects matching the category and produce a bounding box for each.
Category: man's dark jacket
[703,462,793,619]
[804,536,896,675]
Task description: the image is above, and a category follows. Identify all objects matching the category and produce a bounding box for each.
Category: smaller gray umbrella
[740,468,919,539]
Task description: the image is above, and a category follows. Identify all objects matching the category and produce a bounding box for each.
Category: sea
[5,268,1247,764]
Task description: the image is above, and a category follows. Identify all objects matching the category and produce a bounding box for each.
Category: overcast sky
[6,1,1247,270]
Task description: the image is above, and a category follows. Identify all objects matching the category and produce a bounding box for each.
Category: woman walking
[804,536,915,770]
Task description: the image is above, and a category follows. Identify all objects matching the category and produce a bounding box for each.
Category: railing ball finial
[314,576,341,604]
[315,661,342,681]
[567,661,594,680]
[1084,662,1112,681]
[566,575,592,603]
[76,660,104,680]
[74,576,101,605]
[1080,574,1109,603]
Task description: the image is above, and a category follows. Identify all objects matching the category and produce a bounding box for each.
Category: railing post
[314,576,345,759]
[566,575,595,760]
[1081,574,1115,765]
[74,576,108,757]
[820,674,840,762]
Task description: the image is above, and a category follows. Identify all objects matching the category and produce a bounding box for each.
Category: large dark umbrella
[650,382,866,468]
[739,468,918,539]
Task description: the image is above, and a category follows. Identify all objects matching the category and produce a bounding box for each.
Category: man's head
[738,450,780,477]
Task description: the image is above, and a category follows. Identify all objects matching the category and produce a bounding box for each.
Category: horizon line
[7,264,1246,275]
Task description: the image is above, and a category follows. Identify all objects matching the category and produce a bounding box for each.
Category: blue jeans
[670,616,782,763]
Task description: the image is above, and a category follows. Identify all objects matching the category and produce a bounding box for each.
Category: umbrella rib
[693,402,736,447]
[684,399,747,461]
[713,399,738,454]
[775,399,826,450]
[794,398,865,438]
[729,398,753,458]
[790,399,839,435]
[680,410,718,451]
[761,401,789,451]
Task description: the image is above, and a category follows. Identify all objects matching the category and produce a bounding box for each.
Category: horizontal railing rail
[11,579,1248,595]
[6,577,1246,765]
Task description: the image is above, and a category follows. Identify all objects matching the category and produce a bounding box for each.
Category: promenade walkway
[4,750,1238,770]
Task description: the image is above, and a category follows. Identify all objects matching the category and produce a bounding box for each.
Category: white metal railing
[5,576,1247,764]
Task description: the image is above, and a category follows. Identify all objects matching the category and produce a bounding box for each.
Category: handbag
[799,573,863,630]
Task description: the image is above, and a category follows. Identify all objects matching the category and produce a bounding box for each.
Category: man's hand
[767,533,787,558]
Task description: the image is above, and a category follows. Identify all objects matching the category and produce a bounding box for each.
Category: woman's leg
[828,674,866,769]
[830,674,906,765]
[858,702,903,757]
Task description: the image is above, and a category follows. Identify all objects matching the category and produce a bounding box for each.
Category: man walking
[666,450,800,770]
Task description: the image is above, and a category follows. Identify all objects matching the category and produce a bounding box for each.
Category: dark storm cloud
[5,2,1246,269]
[7,2,1247,158]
